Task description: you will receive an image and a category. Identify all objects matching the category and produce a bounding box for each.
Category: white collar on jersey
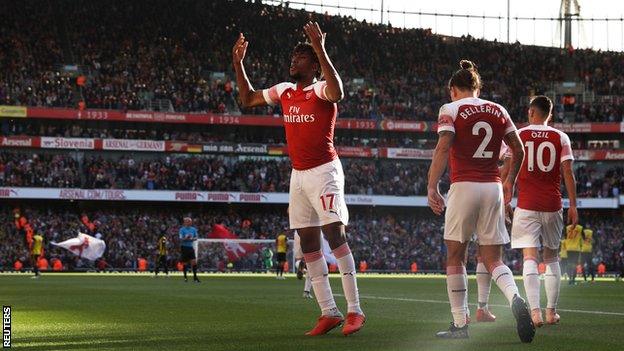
[525,124,551,130]
[455,96,481,103]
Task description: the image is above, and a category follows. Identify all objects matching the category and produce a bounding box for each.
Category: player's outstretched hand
[505,203,514,226]
[567,206,578,227]
[232,33,249,64]
[304,21,326,53]
[427,187,445,216]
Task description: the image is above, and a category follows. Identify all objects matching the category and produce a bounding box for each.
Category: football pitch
[1,273,623,351]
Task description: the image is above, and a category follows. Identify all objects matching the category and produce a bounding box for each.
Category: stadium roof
[264,0,624,52]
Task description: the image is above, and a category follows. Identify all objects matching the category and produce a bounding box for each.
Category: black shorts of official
[181,246,196,262]
[581,252,593,265]
[276,252,287,262]
[158,255,168,266]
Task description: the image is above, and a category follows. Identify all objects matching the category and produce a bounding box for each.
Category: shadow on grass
[14,335,193,351]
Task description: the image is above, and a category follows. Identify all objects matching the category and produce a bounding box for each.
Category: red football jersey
[516,125,573,212]
[263,81,338,170]
[437,97,516,183]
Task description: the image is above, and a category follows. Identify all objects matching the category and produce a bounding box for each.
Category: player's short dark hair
[448,60,482,92]
[529,95,553,118]
[292,42,321,78]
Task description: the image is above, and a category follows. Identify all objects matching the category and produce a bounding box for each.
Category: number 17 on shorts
[320,194,336,212]
[318,192,349,226]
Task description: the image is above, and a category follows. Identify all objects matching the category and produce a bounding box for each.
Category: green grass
[1,273,623,351]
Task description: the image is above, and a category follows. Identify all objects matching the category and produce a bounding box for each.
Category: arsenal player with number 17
[232,22,364,336]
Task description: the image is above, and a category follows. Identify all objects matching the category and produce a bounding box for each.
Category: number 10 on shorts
[320,194,336,211]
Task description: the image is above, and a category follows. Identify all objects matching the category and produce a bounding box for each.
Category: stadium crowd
[1,206,622,274]
[2,0,624,122]
[81,155,290,192]
[0,152,81,188]
[575,164,624,198]
[0,151,430,195]
[0,151,621,197]
[82,155,431,195]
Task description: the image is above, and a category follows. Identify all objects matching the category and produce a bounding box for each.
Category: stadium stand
[1,0,624,122]
[0,0,623,277]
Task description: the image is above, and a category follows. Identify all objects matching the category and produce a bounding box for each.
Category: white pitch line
[335,294,624,317]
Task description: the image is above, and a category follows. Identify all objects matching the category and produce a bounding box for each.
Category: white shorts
[289,159,349,229]
[293,231,303,260]
[511,207,563,250]
[444,182,510,245]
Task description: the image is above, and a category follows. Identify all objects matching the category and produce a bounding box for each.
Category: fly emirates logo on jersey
[283,105,315,123]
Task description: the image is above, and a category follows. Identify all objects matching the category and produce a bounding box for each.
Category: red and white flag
[209,224,256,261]
[52,232,106,260]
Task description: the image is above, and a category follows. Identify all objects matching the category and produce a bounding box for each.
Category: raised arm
[232,33,268,108]
[304,22,344,102]
[427,131,454,215]
[503,131,525,205]
[561,160,578,226]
